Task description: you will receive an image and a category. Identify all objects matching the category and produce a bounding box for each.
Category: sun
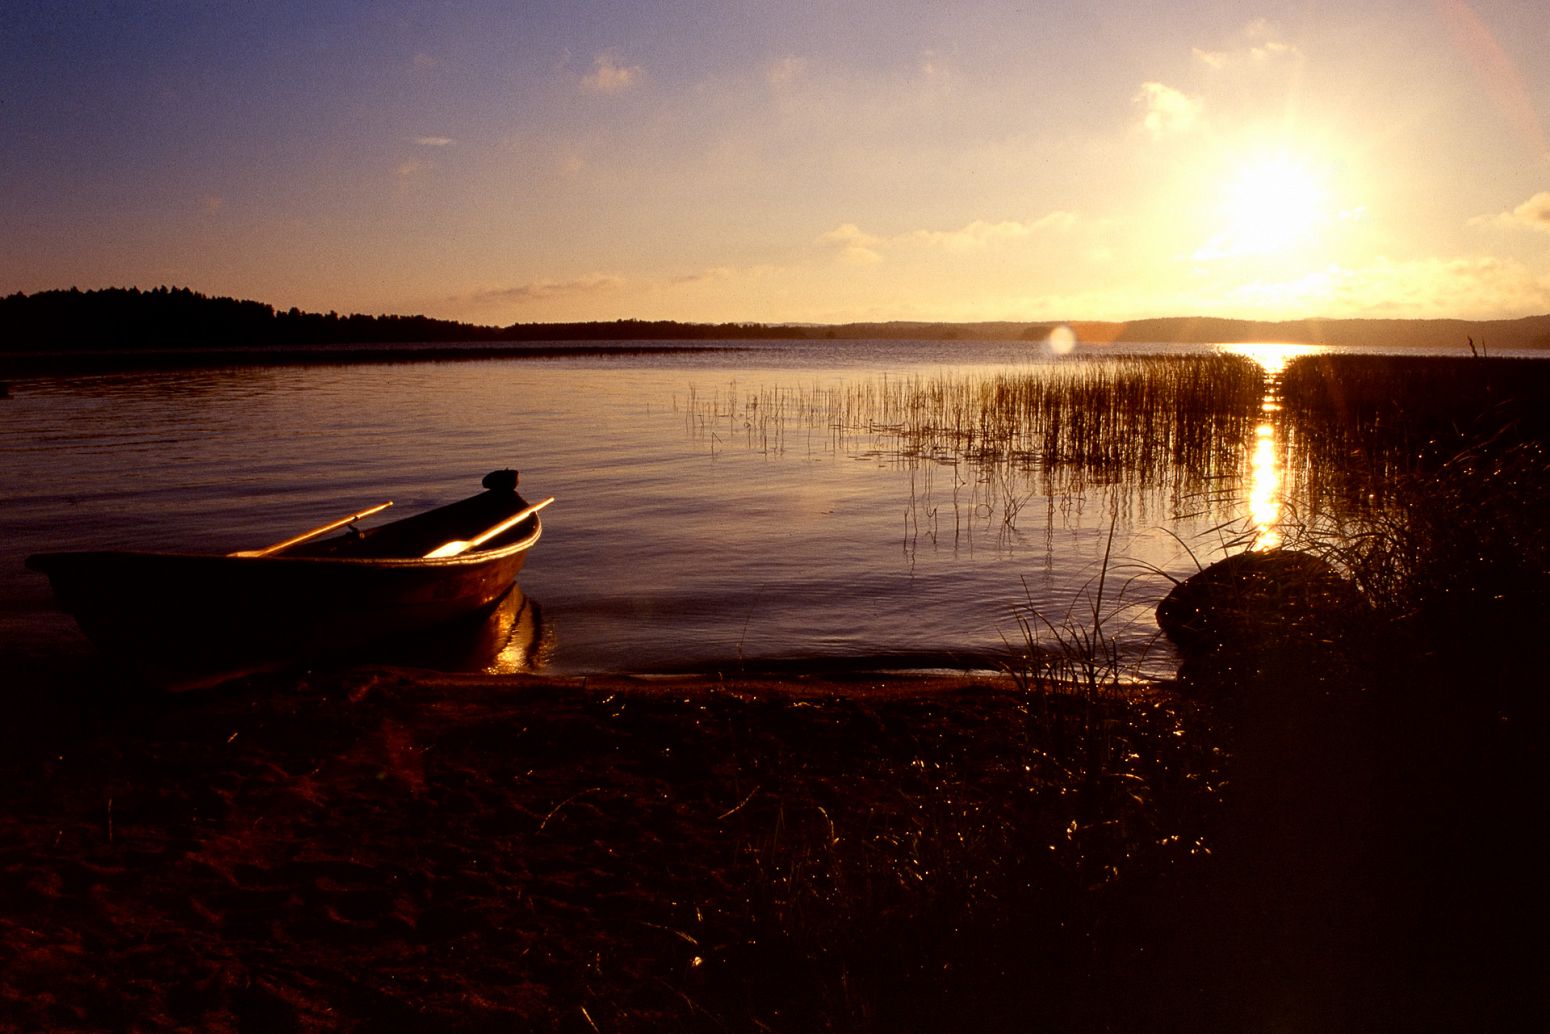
[1197,153,1331,260]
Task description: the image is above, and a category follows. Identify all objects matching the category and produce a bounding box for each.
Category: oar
[423,497,554,559]
[231,501,394,558]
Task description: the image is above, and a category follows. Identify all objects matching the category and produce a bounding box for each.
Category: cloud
[818,223,884,264]
[1135,82,1201,139]
[1223,255,1550,319]
[1193,40,1298,69]
[767,56,807,85]
[918,48,951,82]
[456,266,783,322]
[1470,191,1550,233]
[413,53,438,69]
[820,214,1078,264]
[905,213,1077,252]
[670,267,736,287]
[412,136,455,147]
[1193,20,1302,69]
[471,275,629,306]
[581,52,643,94]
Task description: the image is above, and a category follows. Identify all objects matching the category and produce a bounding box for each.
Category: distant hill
[3,285,1548,352]
[823,315,1550,349]
[1065,315,1550,350]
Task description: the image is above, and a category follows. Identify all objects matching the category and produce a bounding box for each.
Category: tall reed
[683,355,1266,531]
[1277,354,1550,675]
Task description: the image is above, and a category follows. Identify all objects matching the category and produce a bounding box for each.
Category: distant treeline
[0,287,803,351]
[3,285,1549,352]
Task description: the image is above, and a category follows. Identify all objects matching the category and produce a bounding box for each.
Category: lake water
[1,337,1525,687]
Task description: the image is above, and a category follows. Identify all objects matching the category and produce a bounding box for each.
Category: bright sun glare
[1201,154,1330,260]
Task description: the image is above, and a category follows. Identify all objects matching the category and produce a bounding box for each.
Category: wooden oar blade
[423,496,554,559]
[232,501,394,558]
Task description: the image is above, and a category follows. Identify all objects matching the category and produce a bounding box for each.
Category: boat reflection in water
[77,583,551,690]
[366,584,554,676]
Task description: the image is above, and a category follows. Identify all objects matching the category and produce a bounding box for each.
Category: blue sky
[4,0,1549,324]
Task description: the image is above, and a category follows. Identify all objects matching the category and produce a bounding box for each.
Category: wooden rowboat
[26,469,552,689]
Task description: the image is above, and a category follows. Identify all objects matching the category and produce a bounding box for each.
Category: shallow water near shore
[0,336,1524,687]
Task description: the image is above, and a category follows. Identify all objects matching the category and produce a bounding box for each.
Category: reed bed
[1275,355,1550,673]
[682,356,1266,530]
[1278,354,1550,510]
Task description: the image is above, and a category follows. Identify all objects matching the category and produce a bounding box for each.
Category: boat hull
[27,479,545,689]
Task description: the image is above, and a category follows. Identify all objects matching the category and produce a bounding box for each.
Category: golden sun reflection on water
[1220,341,1321,376]
[1248,423,1282,550]
[1218,343,1321,550]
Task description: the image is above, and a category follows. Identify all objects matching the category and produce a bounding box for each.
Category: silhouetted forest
[3,285,1549,352]
[0,287,802,351]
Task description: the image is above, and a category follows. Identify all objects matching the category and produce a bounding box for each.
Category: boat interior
[285,487,538,561]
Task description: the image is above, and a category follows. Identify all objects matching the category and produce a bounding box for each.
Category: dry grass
[0,668,1225,1032]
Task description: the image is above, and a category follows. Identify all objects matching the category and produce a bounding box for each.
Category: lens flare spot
[1047,324,1077,355]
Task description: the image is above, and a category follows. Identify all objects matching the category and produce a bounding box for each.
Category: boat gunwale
[25,516,543,573]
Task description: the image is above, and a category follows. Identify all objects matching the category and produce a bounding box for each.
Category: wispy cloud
[918,48,951,82]
[1470,191,1550,232]
[820,213,1077,263]
[394,158,432,196]
[581,52,643,94]
[905,214,1077,252]
[1226,255,1550,319]
[767,56,807,85]
[412,136,455,147]
[670,267,736,287]
[1135,82,1201,139]
[1193,20,1302,69]
[471,275,629,306]
[818,223,884,264]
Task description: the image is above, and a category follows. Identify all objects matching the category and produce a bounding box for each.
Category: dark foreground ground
[1,659,1544,1032]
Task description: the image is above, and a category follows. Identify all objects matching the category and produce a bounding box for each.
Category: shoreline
[0,340,762,377]
[5,335,1545,379]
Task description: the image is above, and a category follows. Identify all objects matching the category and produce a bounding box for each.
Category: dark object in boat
[26,470,550,690]
[1156,548,1366,657]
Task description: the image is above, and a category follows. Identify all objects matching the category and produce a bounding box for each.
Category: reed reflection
[680,355,1268,539]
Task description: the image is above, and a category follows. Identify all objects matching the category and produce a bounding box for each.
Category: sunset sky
[4,1,1549,325]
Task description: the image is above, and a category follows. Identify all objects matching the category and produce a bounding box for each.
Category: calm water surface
[0,338,1514,685]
